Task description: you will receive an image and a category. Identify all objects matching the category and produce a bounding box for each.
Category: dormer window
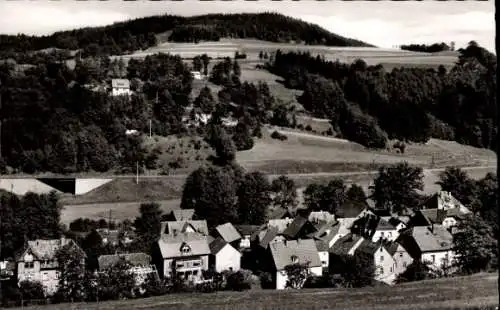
[290,255,299,264]
[180,243,191,254]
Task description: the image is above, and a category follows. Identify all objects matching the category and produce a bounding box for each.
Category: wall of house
[318,251,329,268]
[112,88,132,96]
[275,266,323,290]
[373,247,397,285]
[240,236,251,249]
[422,250,455,270]
[393,247,414,276]
[17,260,60,295]
[371,230,399,242]
[162,255,209,278]
[214,245,241,273]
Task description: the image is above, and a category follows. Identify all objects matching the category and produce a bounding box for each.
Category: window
[381,232,385,237]
[380,267,384,275]
[291,255,299,264]
[24,262,34,269]
[390,267,393,273]
[403,262,407,268]
[380,255,384,262]
[431,255,436,263]
[399,253,403,258]
[193,261,201,267]
[193,270,198,276]
[181,244,191,254]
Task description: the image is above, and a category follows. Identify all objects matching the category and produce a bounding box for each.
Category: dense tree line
[0,53,192,173]
[0,13,370,60]
[267,42,497,150]
[400,42,451,53]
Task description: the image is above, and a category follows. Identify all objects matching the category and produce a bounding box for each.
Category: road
[6,164,494,180]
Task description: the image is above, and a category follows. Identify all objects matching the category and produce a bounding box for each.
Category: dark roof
[282,216,309,239]
[420,209,448,224]
[315,240,329,252]
[355,239,380,256]
[330,234,362,255]
[259,226,280,248]
[98,253,151,270]
[234,225,260,236]
[337,200,367,218]
[384,242,400,256]
[209,237,227,254]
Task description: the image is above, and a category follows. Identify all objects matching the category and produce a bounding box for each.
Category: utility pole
[149,119,152,138]
[0,79,2,159]
[136,161,139,185]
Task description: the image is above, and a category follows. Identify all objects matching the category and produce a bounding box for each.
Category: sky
[0,1,495,52]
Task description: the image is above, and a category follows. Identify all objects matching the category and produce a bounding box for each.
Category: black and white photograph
[0,0,497,309]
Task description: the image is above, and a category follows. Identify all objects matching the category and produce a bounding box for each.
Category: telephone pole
[136,161,139,185]
[0,79,3,159]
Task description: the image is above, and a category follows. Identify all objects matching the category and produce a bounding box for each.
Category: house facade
[209,238,241,273]
[355,240,397,285]
[111,79,132,96]
[153,232,210,282]
[16,237,85,295]
[385,242,414,277]
[269,239,322,290]
[98,253,158,287]
[371,219,399,243]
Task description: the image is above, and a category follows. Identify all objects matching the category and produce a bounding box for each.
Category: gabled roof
[161,220,209,236]
[259,226,280,248]
[158,232,210,258]
[98,253,151,270]
[315,240,329,252]
[376,219,397,231]
[330,234,363,255]
[282,216,310,239]
[111,78,130,88]
[269,239,321,271]
[384,242,400,256]
[216,223,242,243]
[267,207,294,220]
[355,239,380,256]
[209,237,228,255]
[173,209,195,221]
[309,221,340,245]
[422,191,469,212]
[234,225,260,237]
[398,225,454,258]
[17,238,83,261]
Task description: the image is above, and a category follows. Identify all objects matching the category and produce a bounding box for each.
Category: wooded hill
[0,13,372,59]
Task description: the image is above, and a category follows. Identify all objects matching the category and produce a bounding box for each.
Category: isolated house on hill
[153,232,210,282]
[16,237,85,295]
[111,78,132,96]
[269,239,322,290]
[160,220,209,236]
[209,237,241,273]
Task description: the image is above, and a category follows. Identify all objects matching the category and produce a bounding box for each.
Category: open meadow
[14,273,498,310]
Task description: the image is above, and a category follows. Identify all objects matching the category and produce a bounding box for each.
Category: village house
[234,225,260,249]
[370,219,399,242]
[16,237,85,295]
[281,215,317,240]
[308,211,336,224]
[152,232,211,282]
[208,237,242,273]
[215,222,242,248]
[160,220,209,236]
[315,240,329,269]
[0,260,15,281]
[308,221,342,249]
[97,253,158,288]
[172,209,195,221]
[96,228,135,246]
[384,241,414,277]
[329,234,364,257]
[269,239,323,290]
[397,225,455,270]
[190,71,204,80]
[420,191,470,212]
[111,78,132,97]
[355,239,397,285]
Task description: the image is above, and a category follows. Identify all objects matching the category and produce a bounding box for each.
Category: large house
[354,239,396,285]
[16,237,85,295]
[153,232,211,282]
[98,253,158,287]
[397,225,455,270]
[269,239,322,290]
[208,237,241,273]
[111,79,132,97]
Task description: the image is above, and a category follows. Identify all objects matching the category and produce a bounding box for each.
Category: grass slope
[15,273,498,310]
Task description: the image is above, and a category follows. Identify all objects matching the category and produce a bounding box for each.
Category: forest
[400,42,452,53]
[266,41,497,150]
[0,13,370,59]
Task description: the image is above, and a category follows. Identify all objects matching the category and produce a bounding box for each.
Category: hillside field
[15,273,498,310]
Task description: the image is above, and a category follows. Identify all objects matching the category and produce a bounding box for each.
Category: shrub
[225,270,252,291]
[271,131,288,141]
[305,125,312,131]
[259,272,274,289]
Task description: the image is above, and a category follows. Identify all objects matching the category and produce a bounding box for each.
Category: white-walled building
[111,79,132,97]
[269,239,322,290]
[355,240,397,285]
[209,237,241,273]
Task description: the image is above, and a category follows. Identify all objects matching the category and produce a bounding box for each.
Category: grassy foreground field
[16,273,498,310]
